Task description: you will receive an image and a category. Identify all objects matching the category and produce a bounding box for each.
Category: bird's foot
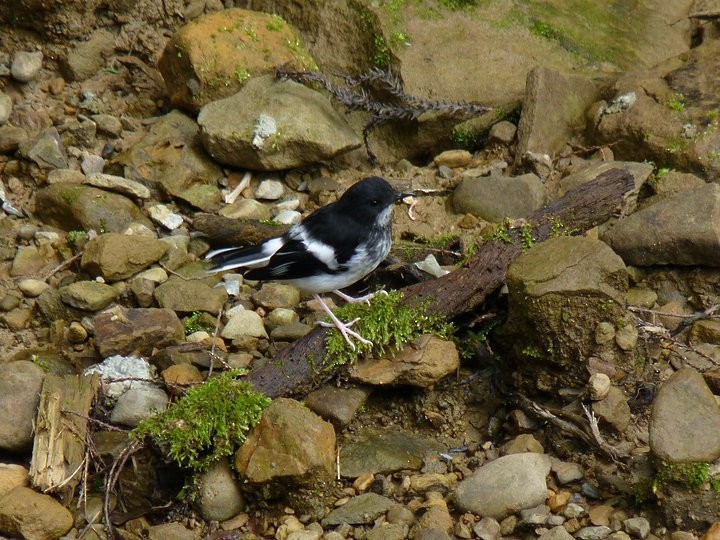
[333,289,388,306]
[314,294,373,350]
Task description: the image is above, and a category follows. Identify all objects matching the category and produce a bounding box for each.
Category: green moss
[548,216,577,238]
[184,311,215,335]
[520,222,535,251]
[235,65,250,84]
[490,219,513,244]
[266,14,285,32]
[521,344,543,358]
[655,461,712,491]
[373,34,392,67]
[67,230,86,245]
[132,369,271,473]
[667,93,685,113]
[325,290,454,368]
[451,122,484,150]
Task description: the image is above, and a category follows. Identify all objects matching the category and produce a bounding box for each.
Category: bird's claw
[316,317,372,350]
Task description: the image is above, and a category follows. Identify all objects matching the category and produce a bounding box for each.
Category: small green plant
[491,219,513,244]
[132,369,271,474]
[266,14,285,31]
[390,31,412,47]
[530,20,560,41]
[520,222,535,251]
[455,322,497,360]
[451,123,483,150]
[373,34,391,67]
[521,344,543,358]
[235,66,250,84]
[667,93,685,113]
[67,230,86,244]
[325,290,454,368]
[548,216,577,238]
[184,311,215,335]
[440,0,478,8]
[665,137,687,154]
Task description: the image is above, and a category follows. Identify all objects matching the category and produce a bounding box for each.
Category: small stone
[255,179,285,200]
[538,526,575,540]
[2,308,33,330]
[85,172,150,199]
[197,460,245,521]
[270,322,312,341]
[11,51,43,82]
[0,486,72,539]
[615,324,638,351]
[67,321,88,344]
[588,505,614,526]
[575,526,612,540]
[488,121,517,145]
[595,322,615,344]
[80,153,105,175]
[91,114,123,137]
[266,307,299,329]
[148,204,184,230]
[563,503,586,519]
[592,386,631,432]
[147,522,196,540]
[623,518,650,539]
[588,373,611,401]
[110,386,169,427]
[0,125,28,154]
[274,209,302,225]
[434,149,471,168]
[473,516,500,540]
[0,293,21,312]
[502,433,544,454]
[0,464,29,497]
[0,92,11,125]
[547,490,571,512]
[252,282,301,309]
[221,310,268,339]
[551,461,584,484]
[48,77,65,95]
[626,287,657,308]
[219,198,271,220]
[17,278,49,298]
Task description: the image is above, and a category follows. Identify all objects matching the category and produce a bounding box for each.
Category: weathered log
[247,168,636,398]
[193,213,290,247]
[29,374,99,501]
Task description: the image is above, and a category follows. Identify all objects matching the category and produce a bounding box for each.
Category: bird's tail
[204,238,282,274]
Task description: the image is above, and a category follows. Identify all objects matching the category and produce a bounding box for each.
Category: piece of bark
[247,168,635,398]
[29,374,100,500]
[193,213,290,247]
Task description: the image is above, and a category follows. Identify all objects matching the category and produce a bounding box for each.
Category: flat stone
[17,278,50,298]
[59,280,119,311]
[592,386,631,432]
[221,309,267,339]
[81,233,168,282]
[84,172,151,199]
[304,385,371,428]
[255,179,285,200]
[0,486,72,539]
[434,149,471,168]
[251,282,301,309]
[92,308,185,358]
[219,198,272,220]
[321,493,394,527]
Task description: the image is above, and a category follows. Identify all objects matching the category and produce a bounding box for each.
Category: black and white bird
[205,176,409,349]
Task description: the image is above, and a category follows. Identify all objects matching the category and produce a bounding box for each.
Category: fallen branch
[246,168,636,398]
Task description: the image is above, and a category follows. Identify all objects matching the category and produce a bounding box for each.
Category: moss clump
[132,370,271,473]
[655,461,713,491]
[183,311,215,335]
[325,290,453,368]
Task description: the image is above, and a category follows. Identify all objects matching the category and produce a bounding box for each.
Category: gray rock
[558,161,653,198]
[147,204,184,230]
[60,29,114,82]
[321,493,394,527]
[84,355,157,401]
[498,236,629,393]
[59,117,97,148]
[255,179,285,200]
[110,386,169,427]
[453,172,546,222]
[235,398,335,483]
[92,308,185,358]
[340,431,444,478]
[304,385,371,428]
[252,283,301,309]
[17,278,50,298]
[649,367,720,462]
[454,452,551,520]
[592,386,631,432]
[154,276,228,314]
[0,92,11,125]
[473,516,501,540]
[196,460,244,521]
[563,502,586,518]
[515,66,598,164]
[18,127,67,169]
[269,322,312,341]
[539,526,575,540]
[10,51,43,82]
[602,183,720,266]
[0,486,72,539]
[0,361,45,452]
[575,526,612,540]
[623,517,650,539]
[199,76,361,171]
[519,503,550,525]
[80,152,105,175]
[59,280,119,311]
[488,121,517,145]
[47,168,85,184]
[91,114,123,137]
[274,209,302,225]
[84,172,151,199]
[116,110,223,211]
[81,233,169,282]
[0,125,28,154]
[35,183,153,232]
[221,309,267,339]
[265,307,299,329]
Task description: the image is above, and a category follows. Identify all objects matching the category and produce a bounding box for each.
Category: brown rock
[93,307,185,358]
[0,486,73,540]
[81,233,169,282]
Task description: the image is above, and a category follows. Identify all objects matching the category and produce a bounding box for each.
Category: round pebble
[11,51,43,82]
[0,92,12,125]
[588,373,611,401]
[17,279,49,298]
[67,321,88,344]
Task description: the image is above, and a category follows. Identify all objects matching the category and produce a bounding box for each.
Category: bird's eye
[370,199,379,206]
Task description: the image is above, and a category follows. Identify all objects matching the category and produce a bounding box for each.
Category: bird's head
[336,176,409,224]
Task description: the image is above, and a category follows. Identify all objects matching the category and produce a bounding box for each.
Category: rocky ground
[1,1,720,539]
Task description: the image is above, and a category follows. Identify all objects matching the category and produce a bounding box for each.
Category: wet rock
[454,453,551,519]
[199,76,361,171]
[592,386,631,432]
[81,233,168,282]
[93,307,185,358]
[0,464,29,498]
[159,9,316,113]
[18,127,67,169]
[0,92,11,125]
[84,172,151,199]
[0,486,72,539]
[221,309,267,339]
[321,493,394,527]
[434,149,471,168]
[195,459,246,522]
[304,385,371,428]
[498,236,629,392]
[649,368,720,462]
[0,361,44,452]
[251,282,301,310]
[515,66,598,164]
[60,28,114,81]
[10,51,43,82]
[452,172,546,222]
[603,184,720,266]
[340,431,444,478]
[35,183,152,232]
[115,110,223,211]
[350,335,459,388]
[110,386,169,427]
[235,398,335,483]
[59,280,119,311]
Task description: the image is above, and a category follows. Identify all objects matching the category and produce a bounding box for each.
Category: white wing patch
[298,227,339,270]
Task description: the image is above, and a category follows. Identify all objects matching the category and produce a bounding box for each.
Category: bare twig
[581,403,621,462]
[104,439,144,537]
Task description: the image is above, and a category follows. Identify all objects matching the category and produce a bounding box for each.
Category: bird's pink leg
[333,289,388,306]
[314,294,372,350]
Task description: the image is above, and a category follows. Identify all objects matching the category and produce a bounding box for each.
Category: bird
[205,176,409,349]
